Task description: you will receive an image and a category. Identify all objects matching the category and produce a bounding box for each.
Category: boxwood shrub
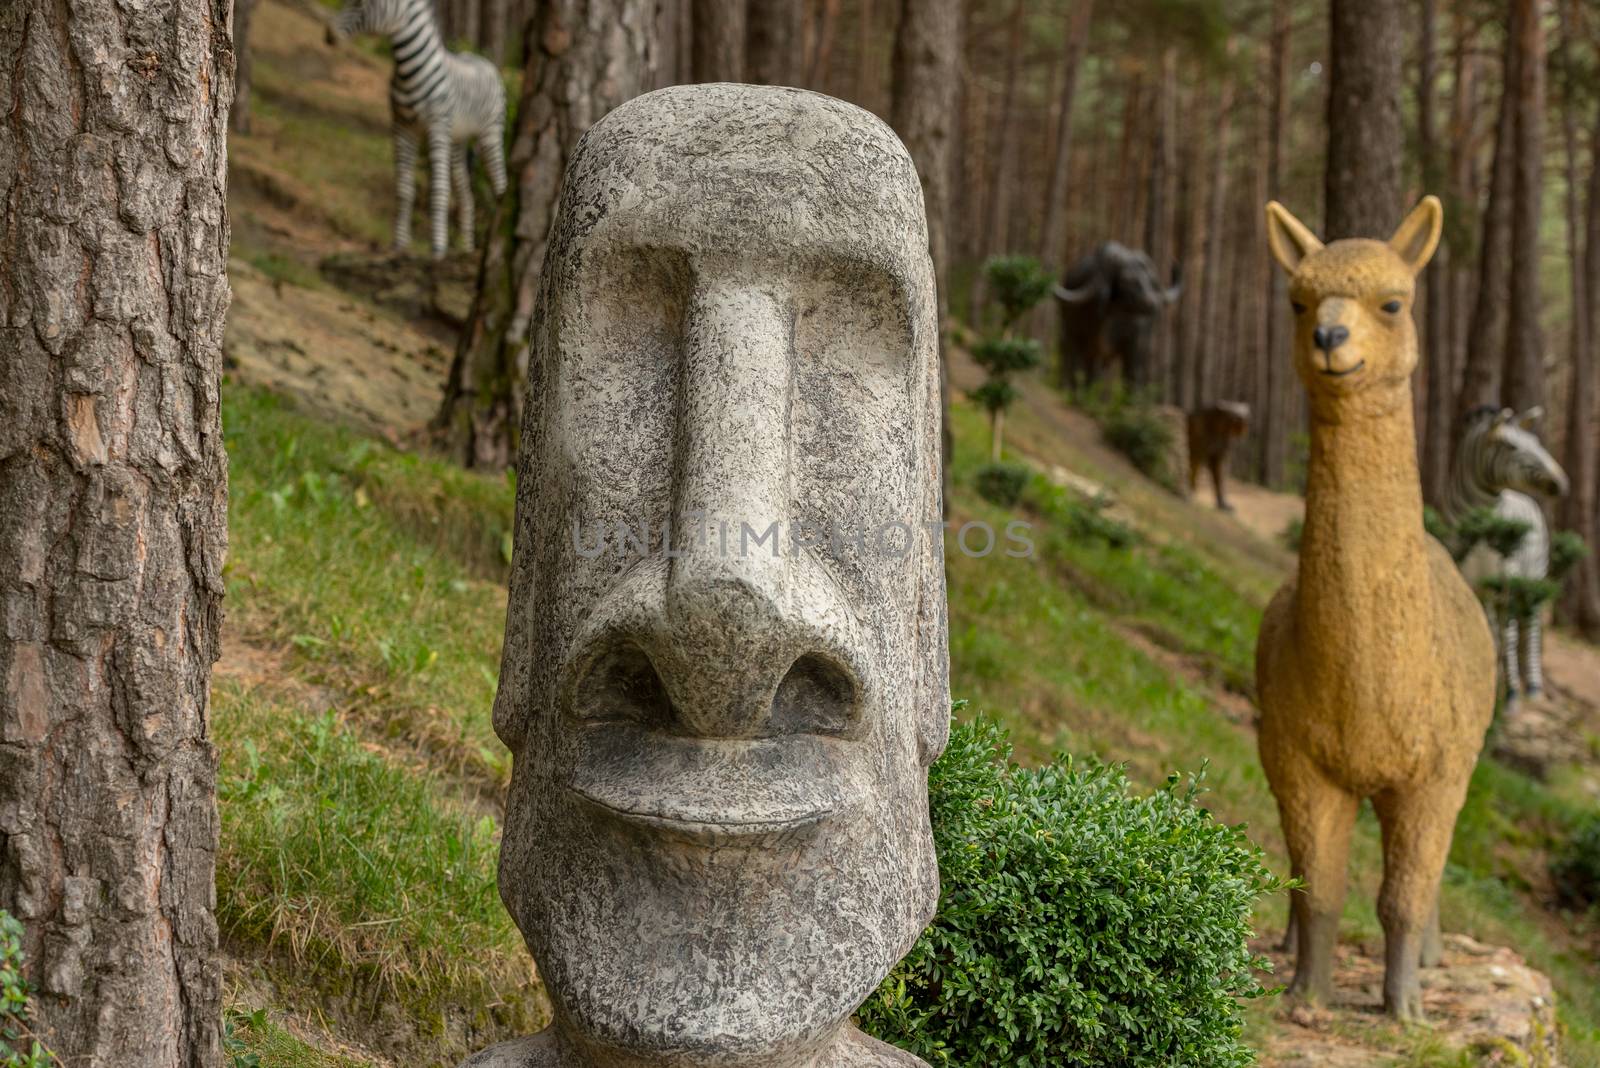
[859,716,1283,1067]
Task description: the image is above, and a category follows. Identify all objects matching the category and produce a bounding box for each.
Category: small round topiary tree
[973,256,1052,461]
[859,716,1284,1068]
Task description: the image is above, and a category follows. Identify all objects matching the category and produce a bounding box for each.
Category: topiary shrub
[1552,811,1600,910]
[1101,402,1174,486]
[975,462,1030,508]
[859,716,1284,1068]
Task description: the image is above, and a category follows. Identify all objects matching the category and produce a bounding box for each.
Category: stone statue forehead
[556,84,930,282]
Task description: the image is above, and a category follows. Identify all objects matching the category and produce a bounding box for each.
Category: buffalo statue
[1055,242,1182,390]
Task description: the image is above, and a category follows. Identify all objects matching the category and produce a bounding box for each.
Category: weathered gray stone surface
[467,83,949,1068]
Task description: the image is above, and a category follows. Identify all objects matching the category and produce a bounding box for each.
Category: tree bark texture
[891,0,959,504]
[0,1,232,1065]
[1418,0,1451,505]
[1260,0,1291,485]
[1324,0,1403,239]
[435,0,657,469]
[1562,71,1600,635]
[1037,0,1094,272]
[748,0,803,86]
[1459,9,1519,421]
[692,0,745,82]
[1502,0,1546,415]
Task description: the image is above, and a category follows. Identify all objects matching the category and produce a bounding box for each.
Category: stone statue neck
[1296,388,1429,635]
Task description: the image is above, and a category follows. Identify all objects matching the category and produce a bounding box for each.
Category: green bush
[1453,507,1531,562]
[1,911,51,1068]
[983,255,1055,327]
[1281,517,1304,552]
[1101,404,1174,486]
[859,717,1283,1068]
[971,337,1043,378]
[1553,812,1600,910]
[1550,530,1589,583]
[975,462,1030,508]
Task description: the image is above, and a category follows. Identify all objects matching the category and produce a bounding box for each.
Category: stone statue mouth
[564,722,867,843]
[1318,359,1366,378]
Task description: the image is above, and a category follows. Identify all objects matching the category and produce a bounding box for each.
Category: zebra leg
[1501,613,1521,715]
[428,125,452,260]
[393,127,420,251]
[479,130,508,197]
[451,143,473,251]
[1521,613,1543,698]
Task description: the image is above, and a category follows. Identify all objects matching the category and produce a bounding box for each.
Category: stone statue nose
[1313,324,1349,352]
[576,280,863,741]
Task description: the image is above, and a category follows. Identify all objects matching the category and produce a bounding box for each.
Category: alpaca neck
[1296,386,1432,654]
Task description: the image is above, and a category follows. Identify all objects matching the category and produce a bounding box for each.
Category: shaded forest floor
[218,3,1600,1064]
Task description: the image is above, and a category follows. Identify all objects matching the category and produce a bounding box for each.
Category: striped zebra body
[332,0,508,259]
[1442,406,1569,704]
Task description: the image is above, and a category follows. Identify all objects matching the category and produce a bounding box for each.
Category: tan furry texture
[1255,197,1495,1022]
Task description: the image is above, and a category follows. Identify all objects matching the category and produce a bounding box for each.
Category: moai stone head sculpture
[468,84,948,1068]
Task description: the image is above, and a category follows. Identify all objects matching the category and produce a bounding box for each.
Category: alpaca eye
[1382,300,1402,313]
[1291,301,1306,315]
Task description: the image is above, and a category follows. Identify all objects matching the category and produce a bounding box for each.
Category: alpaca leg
[428,125,452,260]
[1521,613,1542,697]
[1372,779,1468,1021]
[1420,894,1443,968]
[393,127,419,251]
[478,130,508,198]
[452,143,473,251]
[1275,763,1359,1005]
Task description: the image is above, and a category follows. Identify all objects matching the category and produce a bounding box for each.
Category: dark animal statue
[1055,242,1182,390]
[1187,401,1251,511]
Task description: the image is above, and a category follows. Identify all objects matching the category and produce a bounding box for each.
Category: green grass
[225,386,514,782]
[215,682,543,1059]
[224,1007,371,1068]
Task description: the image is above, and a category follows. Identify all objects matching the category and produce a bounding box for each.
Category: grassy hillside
[214,4,1600,1064]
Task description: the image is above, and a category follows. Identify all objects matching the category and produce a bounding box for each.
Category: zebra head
[1468,406,1570,499]
[328,0,427,42]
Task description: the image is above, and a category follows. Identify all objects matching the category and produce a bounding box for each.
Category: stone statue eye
[1291,301,1306,315]
[1382,299,1402,313]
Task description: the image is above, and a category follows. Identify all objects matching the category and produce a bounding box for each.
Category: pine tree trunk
[1146,46,1178,399]
[807,0,841,87]
[1502,0,1546,415]
[1324,0,1403,239]
[483,0,508,64]
[1260,0,1291,485]
[434,1,657,469]
[692,0,745,82]
[748,0,802,85]
[233,0,256,134]
[891,0,959,506]
[1561,21,1600,635]
[1418,0,1452,504]
[1458,9,1519,421]
[1195,53,1234,409]
[1037,0,1095,271]
[0,2,231,1064]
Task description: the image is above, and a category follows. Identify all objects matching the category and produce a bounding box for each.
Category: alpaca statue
[1444,405,1569,710]
[328,0,508,259]
[1255,196,1495,1021]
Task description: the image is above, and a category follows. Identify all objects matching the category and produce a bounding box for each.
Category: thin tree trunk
[1194,49,1234,410]
[0,2,231,1064]
[1146,46,1178,399]
[1037,0,1095,271]
[483,0,508,64]
[692,0,745,82]
[1446,10,1477,422]
[748,0,802,85]
[1502,0,1546,415]
[856,0,875,109]
[1325,0,1403,238]
[1459,8,1519,421]
[891,0,960,506]
[434,1,658,469]
[807,0,841,87]
[232,0,256,134]
[1419,0,1452,504]
[969,0,1025,322]
[1561,2,1600,634]
[1261,0,1291,485]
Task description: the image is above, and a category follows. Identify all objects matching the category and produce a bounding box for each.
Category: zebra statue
[328,0,508,259]
[1443,406,1569,708]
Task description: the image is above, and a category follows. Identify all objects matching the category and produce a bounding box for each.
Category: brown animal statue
[1187,401,1250,511]
[1255,196,1495,1021]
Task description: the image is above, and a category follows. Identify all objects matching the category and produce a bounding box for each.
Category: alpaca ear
[1265,201,1323,274]
[1389,196,1444,274]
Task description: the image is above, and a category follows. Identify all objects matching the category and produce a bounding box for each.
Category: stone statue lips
[565,723,869,845]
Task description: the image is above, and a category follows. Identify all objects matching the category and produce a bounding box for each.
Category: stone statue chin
[463,84,950,1068]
